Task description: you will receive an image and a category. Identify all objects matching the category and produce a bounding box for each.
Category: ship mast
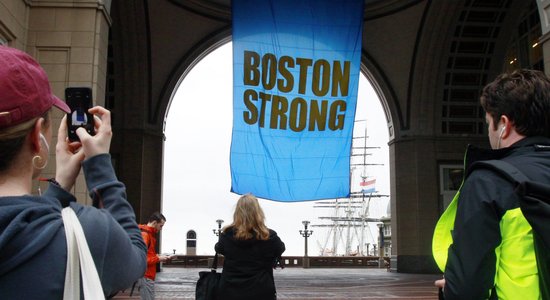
[312,120,388,256]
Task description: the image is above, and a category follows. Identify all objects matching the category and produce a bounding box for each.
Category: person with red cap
[0,46,146,298]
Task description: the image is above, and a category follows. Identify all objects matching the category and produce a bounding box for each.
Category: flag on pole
[360,178,376,194]
[230,0,364,201]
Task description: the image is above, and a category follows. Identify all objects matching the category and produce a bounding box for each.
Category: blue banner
[230,0,364,201]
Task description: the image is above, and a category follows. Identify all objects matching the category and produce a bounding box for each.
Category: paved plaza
[114,267,441,299]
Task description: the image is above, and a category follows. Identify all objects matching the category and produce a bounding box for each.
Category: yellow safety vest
[432,170,540,299]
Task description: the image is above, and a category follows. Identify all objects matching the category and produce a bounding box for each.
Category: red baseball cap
[0,46,70,129]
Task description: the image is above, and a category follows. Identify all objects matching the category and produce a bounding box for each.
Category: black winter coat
[443,136,550,299]
[215,227,285,300]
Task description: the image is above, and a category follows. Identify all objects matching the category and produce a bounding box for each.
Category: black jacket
[215,227,285,300]
[444,136,550,299]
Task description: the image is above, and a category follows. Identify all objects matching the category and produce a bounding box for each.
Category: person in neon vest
[432,69,550,299]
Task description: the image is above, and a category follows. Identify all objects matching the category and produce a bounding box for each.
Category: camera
[65,87,95,142]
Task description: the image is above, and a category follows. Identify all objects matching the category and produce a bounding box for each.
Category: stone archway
[105,0,546,273]
[1,0,549,274]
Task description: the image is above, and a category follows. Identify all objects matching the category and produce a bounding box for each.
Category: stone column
[390,138,440,273]
[26,1,112,204]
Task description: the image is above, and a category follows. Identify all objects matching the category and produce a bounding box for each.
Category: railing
[308,256,389,268]
[163,255,222,268]
[163,255,390,268]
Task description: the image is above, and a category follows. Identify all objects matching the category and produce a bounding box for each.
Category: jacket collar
[139,224,158,234]
[464,136,550,170]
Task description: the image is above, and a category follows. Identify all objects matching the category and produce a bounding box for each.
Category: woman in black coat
[215,194,286,300]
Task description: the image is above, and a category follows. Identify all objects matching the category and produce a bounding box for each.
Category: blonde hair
[0,110,50,172]
[225,194,270,241]
[0,117,38,140]
[0,110,51,140]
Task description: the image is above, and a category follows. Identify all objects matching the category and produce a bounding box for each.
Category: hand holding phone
[77,106,113,158]
[65,87,95,142]
[54,115,86,191]
[55,105,112,190]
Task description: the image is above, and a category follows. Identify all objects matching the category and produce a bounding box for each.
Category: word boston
[230,0,364,201]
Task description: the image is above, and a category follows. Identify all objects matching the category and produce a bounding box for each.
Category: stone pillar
[390,138,440,273]
[25,1,112,204]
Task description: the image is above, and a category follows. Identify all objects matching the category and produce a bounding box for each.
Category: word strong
[241,50,351,132]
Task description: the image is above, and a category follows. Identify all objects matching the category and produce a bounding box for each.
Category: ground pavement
[114,267,441,300]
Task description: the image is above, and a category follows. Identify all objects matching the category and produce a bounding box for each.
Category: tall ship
[312,120,390,256]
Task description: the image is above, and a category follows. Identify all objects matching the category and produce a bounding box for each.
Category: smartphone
[65,87,95,142]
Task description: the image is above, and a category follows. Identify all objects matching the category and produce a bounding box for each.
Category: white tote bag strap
[62,207,105,300]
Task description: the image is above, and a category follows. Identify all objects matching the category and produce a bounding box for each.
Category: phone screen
[65,87,95,141]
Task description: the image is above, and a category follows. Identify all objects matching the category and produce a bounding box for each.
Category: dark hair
[0,111,50,172]
[480,69,550,137]
[148,212,166,223]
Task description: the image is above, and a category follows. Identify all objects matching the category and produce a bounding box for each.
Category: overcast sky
[161,42,390,256]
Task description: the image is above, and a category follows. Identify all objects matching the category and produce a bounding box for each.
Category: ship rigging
[312,120,389,256]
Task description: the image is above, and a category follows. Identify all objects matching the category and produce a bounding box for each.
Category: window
[439,164,464,212]
[383,224,391,237]
[0,21,12,46]
[504,2,543,72]
[186,230,196,240]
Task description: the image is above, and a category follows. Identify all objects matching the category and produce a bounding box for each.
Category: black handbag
[196,252,221,300]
